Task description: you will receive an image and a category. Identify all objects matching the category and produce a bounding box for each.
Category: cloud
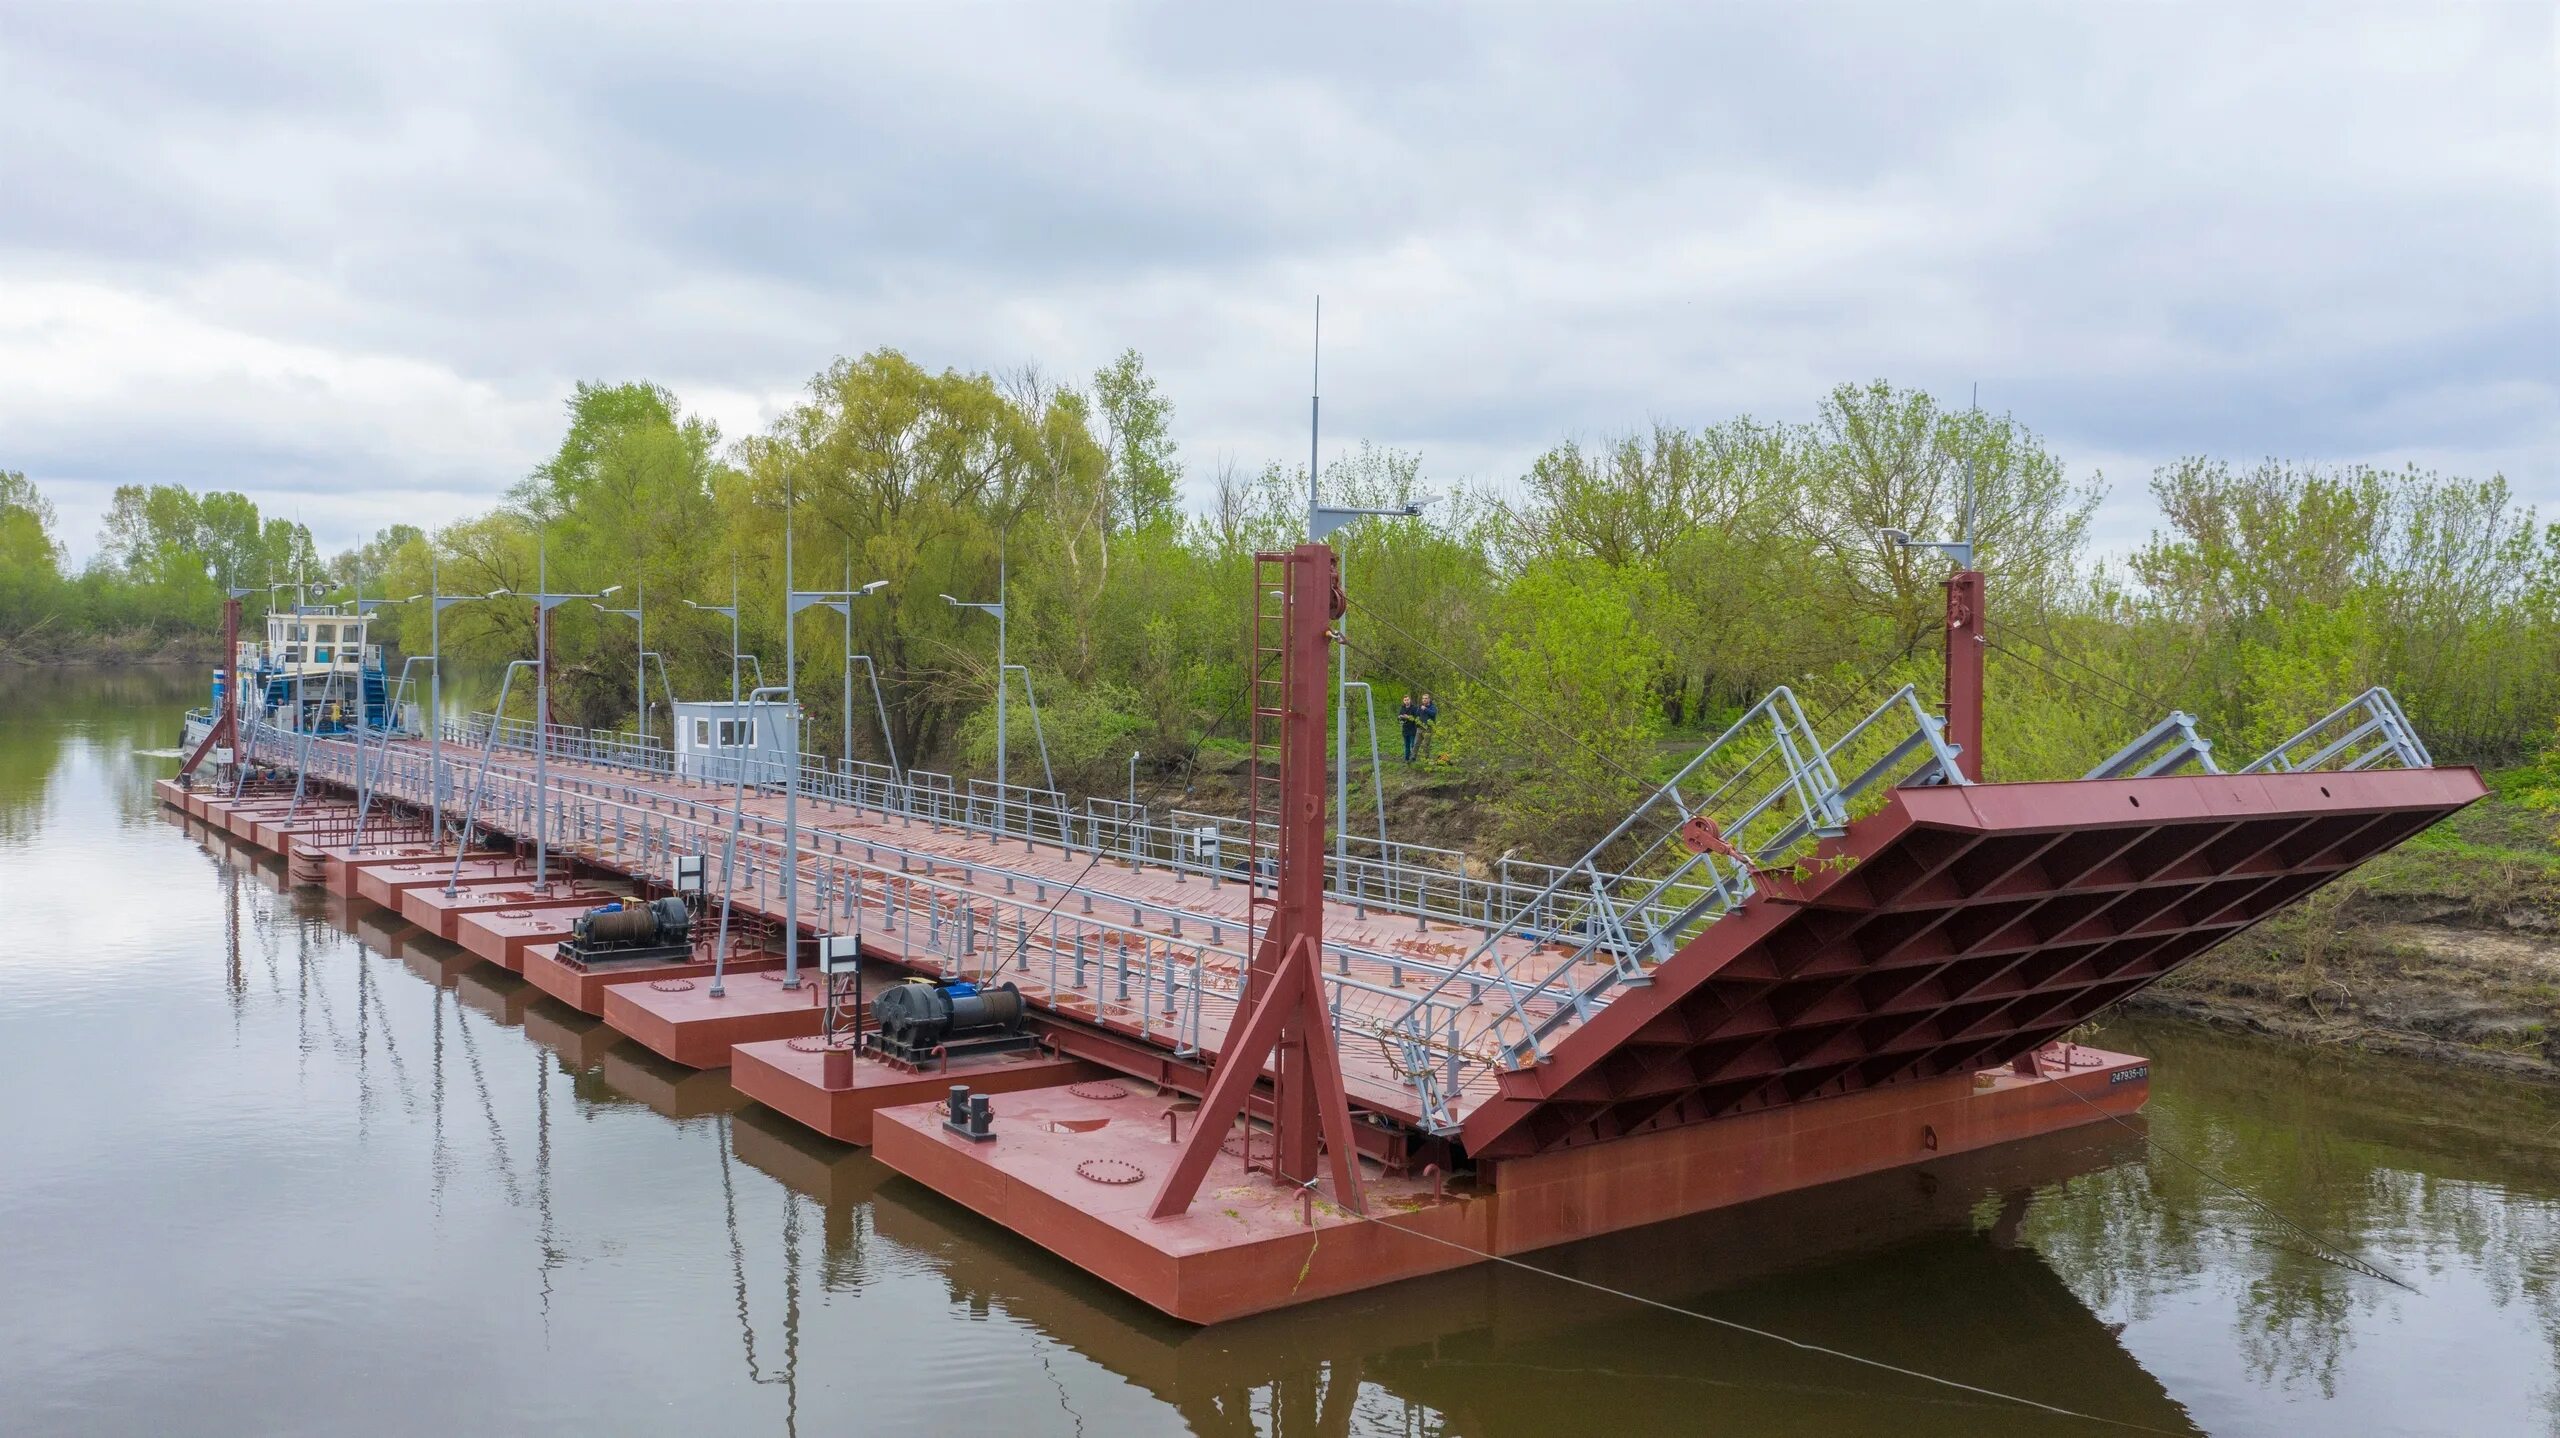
[2,2,2551,563]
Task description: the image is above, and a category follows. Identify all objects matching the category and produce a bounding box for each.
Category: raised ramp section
[1459,766,2482,1159]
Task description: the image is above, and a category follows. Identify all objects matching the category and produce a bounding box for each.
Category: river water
[2,666,2555,1437]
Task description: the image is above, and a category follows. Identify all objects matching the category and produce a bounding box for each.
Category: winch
[870,978,1035,1067]
[558,895,696,969]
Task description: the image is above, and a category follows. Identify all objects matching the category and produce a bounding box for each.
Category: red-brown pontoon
[163,538,2481,1324]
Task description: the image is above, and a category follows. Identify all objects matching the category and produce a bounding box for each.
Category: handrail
[2240,687,2435,774]
[1370,682,1965,1131]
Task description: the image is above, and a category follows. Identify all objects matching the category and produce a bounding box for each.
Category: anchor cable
[1317,1181,2182,1434]
[1980,640,2157,725]
[2041,1068,2418,1292]
[1985,621,2184,720]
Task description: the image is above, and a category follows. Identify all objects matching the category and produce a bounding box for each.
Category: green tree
[1438,558,1668,843]
[0,470,66,649]
[1093,349,1181,534]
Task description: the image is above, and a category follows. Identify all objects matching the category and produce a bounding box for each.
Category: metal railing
[2240,687,2434,774]
[2090,687,2432,780]
[450,710,1675,937]
[1367,683,1967,1132]
[2085,710,2218,779]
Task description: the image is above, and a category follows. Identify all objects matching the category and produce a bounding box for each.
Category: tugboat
[182,597,417,755]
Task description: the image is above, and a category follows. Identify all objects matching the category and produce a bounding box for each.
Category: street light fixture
[792,574,896,785]
[1308,495,1436,542]
[1877,526,1975,569]
[590,584,661,764]
[500,535,620,889]
[1878,445,1980,570]
[412,556,500,846]
[941,566,1012,842]
[683,561,745,707]
[1308,493,1442,888]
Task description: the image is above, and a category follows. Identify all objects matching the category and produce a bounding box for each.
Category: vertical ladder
[1151,543,1366,1219]
[1242,553,1292,993]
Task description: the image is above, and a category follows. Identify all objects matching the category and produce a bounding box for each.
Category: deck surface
[224,740,1580,1119]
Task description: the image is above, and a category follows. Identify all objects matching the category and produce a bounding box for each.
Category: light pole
[348,587,425,849]
[800,574,892,777]
[591,582,650,760]
[422,554,499,846]
[510,536,618,889]
[940,553,1008,841]
[772,478,894,990]
[1310,496,1437,887]
[1880,481,1983,782]
[683,559,744,709]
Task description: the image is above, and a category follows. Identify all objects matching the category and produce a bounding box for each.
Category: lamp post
[683,559,744,709]
[1310,495,1437,888]
[772,478,894,990]
[591,582,649,761]
[940,550,1008,841]
[420,554,499,846]
[348,587,425,849]
[800,574,893,777]
[510,536,619,889]
[1878,446,1982,782]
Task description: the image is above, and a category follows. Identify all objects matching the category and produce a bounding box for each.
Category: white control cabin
[672,698,803,785]
[238,608,379,682]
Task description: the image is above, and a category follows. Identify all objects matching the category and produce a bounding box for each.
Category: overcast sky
[4,2,2553,564]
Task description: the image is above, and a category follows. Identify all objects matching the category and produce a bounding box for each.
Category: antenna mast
[1308,295,1321,519]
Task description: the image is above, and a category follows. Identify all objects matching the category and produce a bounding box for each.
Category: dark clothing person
[1416,695,1439,759]
[1397,697,1420,763]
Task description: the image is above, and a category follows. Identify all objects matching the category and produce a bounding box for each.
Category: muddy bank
[2151,771,2560,1085]
[2130,912,2560,1084]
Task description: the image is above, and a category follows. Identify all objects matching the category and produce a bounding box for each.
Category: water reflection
[7,667,2560,1436]
[0,666,194,838]
[2040,1018,2560,1430]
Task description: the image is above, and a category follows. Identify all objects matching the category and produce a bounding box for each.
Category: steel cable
[1315,1181,2185,1434]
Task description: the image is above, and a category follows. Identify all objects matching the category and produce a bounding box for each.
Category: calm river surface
[4,666,2557,1437]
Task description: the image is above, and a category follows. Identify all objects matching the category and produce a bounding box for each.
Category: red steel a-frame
[1150,543,1367,1219]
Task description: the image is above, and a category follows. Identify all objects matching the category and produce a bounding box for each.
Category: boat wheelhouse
[184,602,416,752]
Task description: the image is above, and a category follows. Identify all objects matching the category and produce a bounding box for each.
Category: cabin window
[693,718,711,747]
[314,646,332,664]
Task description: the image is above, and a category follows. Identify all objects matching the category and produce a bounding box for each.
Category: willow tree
[730,349,1083,771]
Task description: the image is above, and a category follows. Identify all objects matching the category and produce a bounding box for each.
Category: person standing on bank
[1417,692,1440,760]
[1397,693,1421,763]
